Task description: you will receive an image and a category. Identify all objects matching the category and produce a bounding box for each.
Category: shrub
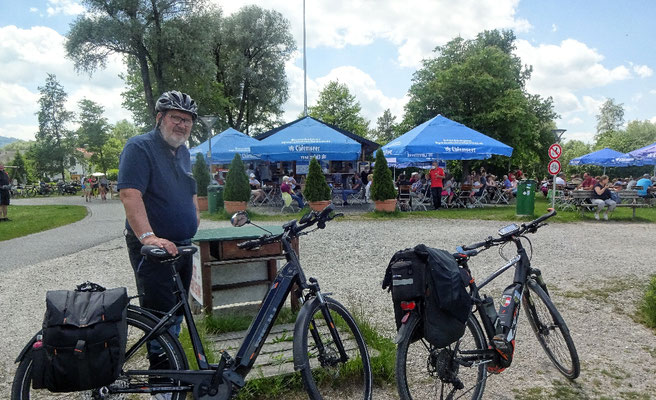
[106,169,119,181]
[223,153,251,202]
[303,157,331,202]
[370,149,396,201]
[641,275,656,328]
[193,153,211,197]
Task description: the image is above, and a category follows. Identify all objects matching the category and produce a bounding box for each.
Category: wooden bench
[570,190,649,218]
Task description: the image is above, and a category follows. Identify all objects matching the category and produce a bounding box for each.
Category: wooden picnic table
[569,189,649,218]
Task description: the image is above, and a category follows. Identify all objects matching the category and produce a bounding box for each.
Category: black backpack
[383,245,472,348]
[31,282,129,392]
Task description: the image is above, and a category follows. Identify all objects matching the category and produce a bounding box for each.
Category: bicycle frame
[121,226,348,396]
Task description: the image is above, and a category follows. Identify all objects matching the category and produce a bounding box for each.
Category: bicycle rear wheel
[293,296,373,400]
[523,282,580,379]
[396,313,486,400]
[11,308,189,399]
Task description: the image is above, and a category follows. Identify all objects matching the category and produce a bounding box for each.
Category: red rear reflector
[400,301,416,311]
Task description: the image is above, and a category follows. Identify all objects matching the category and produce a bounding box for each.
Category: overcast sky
[1,0,655,145]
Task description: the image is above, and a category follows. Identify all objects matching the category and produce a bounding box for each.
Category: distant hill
[0,136,19,149]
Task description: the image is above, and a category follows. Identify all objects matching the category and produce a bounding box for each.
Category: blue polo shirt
[636,178,652,197]
[117,129,198,242]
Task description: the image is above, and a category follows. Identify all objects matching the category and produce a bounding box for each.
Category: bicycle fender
[394,312,419,344]
[15,332,40,363]
[292,296,322,371]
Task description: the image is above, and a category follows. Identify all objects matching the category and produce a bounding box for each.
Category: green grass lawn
[202,197,656,224]
[0,205,88,241]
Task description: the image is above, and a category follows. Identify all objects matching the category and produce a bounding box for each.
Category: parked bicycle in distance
[12,204,372,400]
[395,209,580,400]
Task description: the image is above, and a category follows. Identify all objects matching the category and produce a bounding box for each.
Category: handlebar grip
[318,203,335,219]
[140,245,197,258]
[526,209,557,228]
[462,241,487,251]
[237,240,260,249]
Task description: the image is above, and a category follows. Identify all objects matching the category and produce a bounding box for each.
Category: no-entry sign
[548,159,561,175]
[548,143,562,160]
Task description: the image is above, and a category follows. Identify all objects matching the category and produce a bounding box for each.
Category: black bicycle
[395,209,580,400]
[12,204,372,399]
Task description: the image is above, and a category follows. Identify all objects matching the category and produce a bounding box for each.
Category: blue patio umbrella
[568,148,636,167]
[189,128,260,164]
[381,114,513,163]
[628,142,656,165]
[250,116,361,161]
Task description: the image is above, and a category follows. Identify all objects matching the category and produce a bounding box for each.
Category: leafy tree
[66,0,210,124]
[9,151,28,184]
[370,149,396,201]
[595,98,624,144]
[77,99,112,173]
[192,153,210,197]
[303,157,331,202]
[2,140,34,152]
[596,119,656,153]
[373,109,399,144]
[212,6,296,134]
[34,74,75,180]
[111,120,141,145]
[561,140,591,175]
[402,30,556,176]
[99,137,124,171]
[223,153,250,201]
[308,81,370,137]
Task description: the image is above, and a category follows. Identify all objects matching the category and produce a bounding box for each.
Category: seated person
[281,176,304,208]
[636,174,653,198]
[580,172,597,190]
[555,173,566,187]
[409,172,419,184]
[411,173,426,193]
[249,173,266,203]
[591,175,616,220]
[442,175,455,206]
[341,173,363,205]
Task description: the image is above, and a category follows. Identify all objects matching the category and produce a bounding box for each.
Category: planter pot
[309,200,331,212]
[197,196,208,211]
[374,199,397,212]
[224,200,247,214]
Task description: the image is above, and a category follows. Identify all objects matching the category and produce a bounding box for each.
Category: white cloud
[562,130,596,144]
[581,96,606,116]
[0,25,126,141]
[281,55,407,126]
[651,116,656,124]
[650,89,656,95]
[46,0,84,17]
[29,7,38,13]
[216,0,530,68]
[631,93,643,103]
[633,64,653,78]
[567,117,583,125]
[551,24,558,32]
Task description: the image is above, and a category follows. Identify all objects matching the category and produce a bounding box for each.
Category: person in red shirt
[428,161,445,209]
[580,172,597,190]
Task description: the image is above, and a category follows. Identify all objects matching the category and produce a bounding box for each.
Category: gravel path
[1,216,654,399]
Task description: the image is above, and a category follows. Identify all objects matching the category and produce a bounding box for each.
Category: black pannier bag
[422,245,472,348]
[31,282,129,392]
[383,245,472,348]
[382,245,429,329]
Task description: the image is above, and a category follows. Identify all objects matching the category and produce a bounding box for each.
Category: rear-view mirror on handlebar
[231,211,250,227]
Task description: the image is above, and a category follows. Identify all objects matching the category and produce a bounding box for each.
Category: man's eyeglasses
[168,114,193,126]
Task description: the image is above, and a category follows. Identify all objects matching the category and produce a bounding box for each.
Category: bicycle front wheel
[293,296,373,400]
[396,313,487,400]
[11,307,189,400]
[523,281,580,379]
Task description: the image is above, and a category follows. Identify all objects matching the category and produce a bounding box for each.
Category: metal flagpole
[303,0,308,116]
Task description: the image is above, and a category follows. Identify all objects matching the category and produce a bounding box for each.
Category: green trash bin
[516,179,536,216]
[207,185,223,214]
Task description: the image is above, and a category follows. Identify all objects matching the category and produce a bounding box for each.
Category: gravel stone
[1,215,655,399]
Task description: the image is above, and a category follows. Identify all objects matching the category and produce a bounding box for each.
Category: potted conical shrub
[303,157,332,211]
[193,153,210,211]
[371,149,397,212]
[223,154,251,214]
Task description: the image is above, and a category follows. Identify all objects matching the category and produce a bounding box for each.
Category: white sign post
[548,144,562,209]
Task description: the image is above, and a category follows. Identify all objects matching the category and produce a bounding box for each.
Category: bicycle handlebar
[140,245,197,259]
[237,204,342,250]
[460,209,557,252]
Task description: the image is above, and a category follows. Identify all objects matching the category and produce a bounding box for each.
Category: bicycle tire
[396,313,486,400]
[293,296,373,400]
[11,308,189,400]
[523,281,580,379]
